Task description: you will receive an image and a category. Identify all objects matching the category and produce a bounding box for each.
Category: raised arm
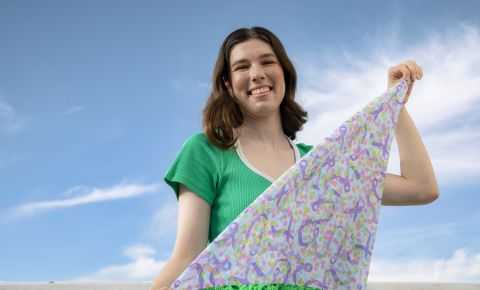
[382,60,439,206]
[382,107,439,205]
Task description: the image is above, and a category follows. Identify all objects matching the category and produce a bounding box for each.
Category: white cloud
[146,197,178,244]
[296,24,480,183]
[0,96,25,133]
[63,105,85,115]
[370,248,480,283]
[72,198,179,283]
[73,244,167,282]
[124,244,156,260]
[72,245,480,283]
[5,181,160,220]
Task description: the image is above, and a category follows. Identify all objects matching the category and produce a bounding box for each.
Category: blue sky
[1,0,479,284]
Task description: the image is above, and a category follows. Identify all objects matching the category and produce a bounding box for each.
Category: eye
[263,60,276,65]
[233,65,248,71]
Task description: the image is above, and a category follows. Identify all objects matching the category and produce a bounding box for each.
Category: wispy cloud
[72,244,167,282]
[296,24,480,183]
[71,245,480,283]
[0,96,26,133]
[146,197,178,244]
[62,105,85,115]
[5,181,161,220]
[72,196,187,283]
[370,248,480,283]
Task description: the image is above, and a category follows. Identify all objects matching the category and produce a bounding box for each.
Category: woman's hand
[387,59,423,104]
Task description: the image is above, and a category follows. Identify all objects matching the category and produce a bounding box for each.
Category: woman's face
[225,38,286,118]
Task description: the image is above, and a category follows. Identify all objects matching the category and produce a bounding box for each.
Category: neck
[236,110,289,150]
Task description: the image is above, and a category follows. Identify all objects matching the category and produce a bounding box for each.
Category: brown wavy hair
[202,26,308,150]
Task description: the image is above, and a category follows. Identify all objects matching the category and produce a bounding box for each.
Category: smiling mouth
[248,86,273,96]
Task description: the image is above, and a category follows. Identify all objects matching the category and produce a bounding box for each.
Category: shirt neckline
[235,136,300,183]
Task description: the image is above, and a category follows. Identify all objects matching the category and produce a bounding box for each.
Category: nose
[249,63,266,82]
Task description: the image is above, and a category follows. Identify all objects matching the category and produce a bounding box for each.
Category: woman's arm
[381,60,439,206]
[150,185,210,290]
[150,256,195,290]
[382,107,439,205]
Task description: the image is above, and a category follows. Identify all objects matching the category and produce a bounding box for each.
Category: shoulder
[164,132,222,205]
[182,132,221,152]
[182,132,208,147]
[184,132,209,145]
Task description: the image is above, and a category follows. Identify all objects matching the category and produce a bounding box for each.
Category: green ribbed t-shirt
[164,132,314,243]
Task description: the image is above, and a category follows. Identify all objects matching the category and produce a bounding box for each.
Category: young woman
[150,26,439,290]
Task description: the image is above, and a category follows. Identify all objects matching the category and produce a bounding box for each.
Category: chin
[250,105,279,117]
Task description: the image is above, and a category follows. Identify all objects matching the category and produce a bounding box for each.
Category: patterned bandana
[172,79,409,290]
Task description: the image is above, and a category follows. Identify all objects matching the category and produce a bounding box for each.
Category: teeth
[250,87,271,95]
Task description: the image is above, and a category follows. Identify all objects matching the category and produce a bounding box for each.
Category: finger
[412,63,421,80]
[389,66,402,79]
[399,64,411,82]
[406,60,422,80]
[403,63,414,79]
[407,63,418,80]
[405,63,418,83]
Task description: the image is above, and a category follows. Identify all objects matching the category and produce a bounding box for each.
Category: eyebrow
[231,53,277,68]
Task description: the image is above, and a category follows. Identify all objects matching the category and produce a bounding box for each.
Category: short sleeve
[164,133,220,205]
[296,142,314,157]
